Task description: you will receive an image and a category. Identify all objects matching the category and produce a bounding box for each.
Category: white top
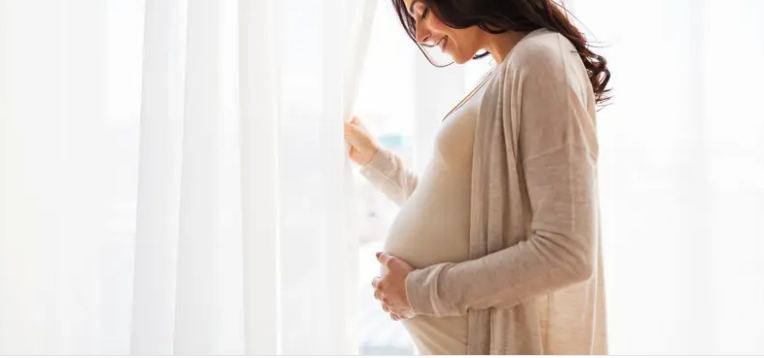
[379,74,491,354]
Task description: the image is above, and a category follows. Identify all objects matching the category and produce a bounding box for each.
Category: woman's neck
[484,31,531,64]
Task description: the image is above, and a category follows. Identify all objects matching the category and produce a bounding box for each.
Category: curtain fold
[131,0,377,354]
[0,0,131,354]
[238,0,281,354]
[130,0,185,353]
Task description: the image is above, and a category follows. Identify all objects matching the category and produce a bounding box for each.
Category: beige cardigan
[361,28,607,354]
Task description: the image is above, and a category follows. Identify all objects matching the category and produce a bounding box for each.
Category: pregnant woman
[343,0,610,354]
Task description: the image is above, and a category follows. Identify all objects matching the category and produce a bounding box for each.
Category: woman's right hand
[343,116,380,166]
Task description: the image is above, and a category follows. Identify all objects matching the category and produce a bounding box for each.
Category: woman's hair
[392,0,612,107]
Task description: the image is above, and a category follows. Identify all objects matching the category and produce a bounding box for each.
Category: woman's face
[403,0,484,64]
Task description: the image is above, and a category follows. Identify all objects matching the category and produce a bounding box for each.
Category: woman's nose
[414,23,431,45]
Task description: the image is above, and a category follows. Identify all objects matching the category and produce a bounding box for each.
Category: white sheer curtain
[569,0,764,354]
[0,0,375,354]
[131,0,377,355]
[0,0,142,354]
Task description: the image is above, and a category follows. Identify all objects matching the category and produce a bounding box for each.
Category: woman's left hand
[372,252,416,321]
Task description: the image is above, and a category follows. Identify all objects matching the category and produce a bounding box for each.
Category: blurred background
[1,0,763,355]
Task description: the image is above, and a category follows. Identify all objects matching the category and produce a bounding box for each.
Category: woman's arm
[359,148,419,207]
[404,145,597,317]
[402,35,599,317]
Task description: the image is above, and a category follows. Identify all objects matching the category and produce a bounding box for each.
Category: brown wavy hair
[392,0,612,107]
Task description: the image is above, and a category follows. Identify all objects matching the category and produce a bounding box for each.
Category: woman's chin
[452,54,470,65]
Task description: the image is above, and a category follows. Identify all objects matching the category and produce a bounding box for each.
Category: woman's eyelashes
[419,8,429,21]
[412,4,428,22]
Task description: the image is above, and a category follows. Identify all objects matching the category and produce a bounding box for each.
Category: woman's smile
[437,36,448,52]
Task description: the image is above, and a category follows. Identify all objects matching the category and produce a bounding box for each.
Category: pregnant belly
[381,177,471,354]
[382,189,471,269]
[384,206,470,355]
[402,315,468,355]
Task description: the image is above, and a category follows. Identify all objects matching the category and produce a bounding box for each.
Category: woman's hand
[372,252,416,321]
[343,116,380,166]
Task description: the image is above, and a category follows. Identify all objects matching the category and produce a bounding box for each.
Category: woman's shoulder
[501,28,580,78]
[486,28,591,102]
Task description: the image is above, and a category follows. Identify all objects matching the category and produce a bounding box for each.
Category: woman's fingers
[345,119,364,134]
[344,124,358,145]
[376,288,411,321]
[372,255,413,320]
[351,116,370,132]
[344,116,381,166]
[372,275,383,301]
[376,251,393,267]
[345,118,373,145]
[344,121,369,163]
[344,122,360,140]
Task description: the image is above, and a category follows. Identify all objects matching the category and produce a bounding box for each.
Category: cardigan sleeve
[404,34,599,317]
[359,147,419,207]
